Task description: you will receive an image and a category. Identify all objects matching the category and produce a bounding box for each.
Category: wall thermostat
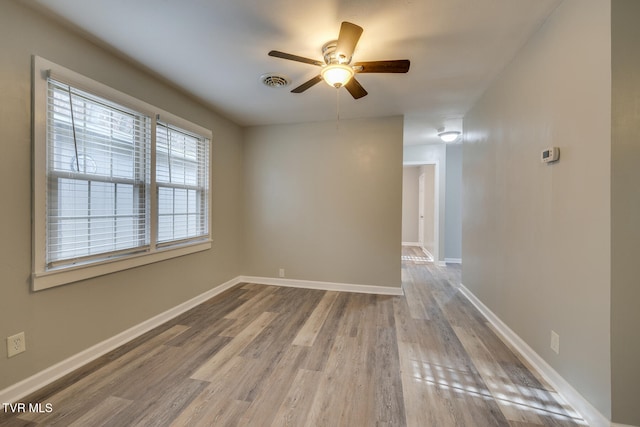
[541,147,560,163]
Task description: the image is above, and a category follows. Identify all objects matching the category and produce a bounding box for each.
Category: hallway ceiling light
[437,129,461,143]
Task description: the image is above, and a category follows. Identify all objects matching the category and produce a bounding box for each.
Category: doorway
[402,164,437,262]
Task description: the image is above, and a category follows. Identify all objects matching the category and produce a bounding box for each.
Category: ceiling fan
[268,21,410,99]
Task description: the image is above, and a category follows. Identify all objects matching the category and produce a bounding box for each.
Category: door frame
[403,161,440,264]
[418,172,425,249]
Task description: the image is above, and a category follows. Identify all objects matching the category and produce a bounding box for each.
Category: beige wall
[243,117,403,288]
[0,2,244,390]
[463,0,612,418]
[611,0,640,424]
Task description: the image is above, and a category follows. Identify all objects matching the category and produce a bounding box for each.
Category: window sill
[31,240,212,291]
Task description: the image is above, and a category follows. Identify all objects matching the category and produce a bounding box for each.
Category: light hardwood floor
[0,247,586,426]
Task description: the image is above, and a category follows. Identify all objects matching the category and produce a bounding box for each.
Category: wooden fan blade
[344,77,368,99]
[291,75,323,93]
[353,60,410,73]
[268,50,323,67]
[335,22,363,61]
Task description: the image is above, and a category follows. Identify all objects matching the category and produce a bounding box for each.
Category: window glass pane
[57,178,88,218]
[89,215,115,255]
[158,187,173,215]
[174,188,187,214]
[174,215,188,239]
[115,184,137,250]
[158,214,173,243]
[57,219,89,260]
[156,153,170,183]
[90,181,115,217]
[115,184,134,214]
[188,189,197,212]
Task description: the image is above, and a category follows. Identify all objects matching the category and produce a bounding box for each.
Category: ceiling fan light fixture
[321,64,354,88]
[438,130,461,143]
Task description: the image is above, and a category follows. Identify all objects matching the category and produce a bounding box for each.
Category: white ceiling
[25,0,560,145]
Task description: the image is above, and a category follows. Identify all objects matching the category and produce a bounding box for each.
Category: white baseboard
[0,276,242,405]
[401,242,420,247]
[458,283,613,427]
[239,276,404,296]
[444,257,462,264]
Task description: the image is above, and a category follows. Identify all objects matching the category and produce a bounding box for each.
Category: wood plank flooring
[0,247,587,426]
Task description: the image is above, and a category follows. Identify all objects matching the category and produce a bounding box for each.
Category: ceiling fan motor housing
[322,40,351,65]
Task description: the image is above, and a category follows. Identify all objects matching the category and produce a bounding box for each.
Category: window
[46,79,151,266]
[156,122,209,245]
[33,56,212,290]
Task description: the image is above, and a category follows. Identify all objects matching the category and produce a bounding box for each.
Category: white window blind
[46,78,151,267]
[156,121,210,246]
[33,56,212,290]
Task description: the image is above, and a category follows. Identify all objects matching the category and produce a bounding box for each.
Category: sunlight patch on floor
[401,254,433,263]
[406,357,588,425]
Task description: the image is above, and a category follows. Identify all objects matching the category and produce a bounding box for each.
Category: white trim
[0,276,241,404]
[32,241,211,291]
[444,257,462,264]
[611,424,637,427]
[458,283,612,427]
[401,241,421,247]
[239,276,404,296]
[403,160,437,166]
[437,261,447,267]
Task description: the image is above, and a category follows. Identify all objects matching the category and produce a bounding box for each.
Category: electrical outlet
[7,332,26,358]
[550,330,560,354]
[279,268,285,278]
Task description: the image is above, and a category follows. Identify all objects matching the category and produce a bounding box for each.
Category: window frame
[32,56,212,291]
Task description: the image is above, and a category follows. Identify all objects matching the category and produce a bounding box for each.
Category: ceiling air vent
[260,73,290,88]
